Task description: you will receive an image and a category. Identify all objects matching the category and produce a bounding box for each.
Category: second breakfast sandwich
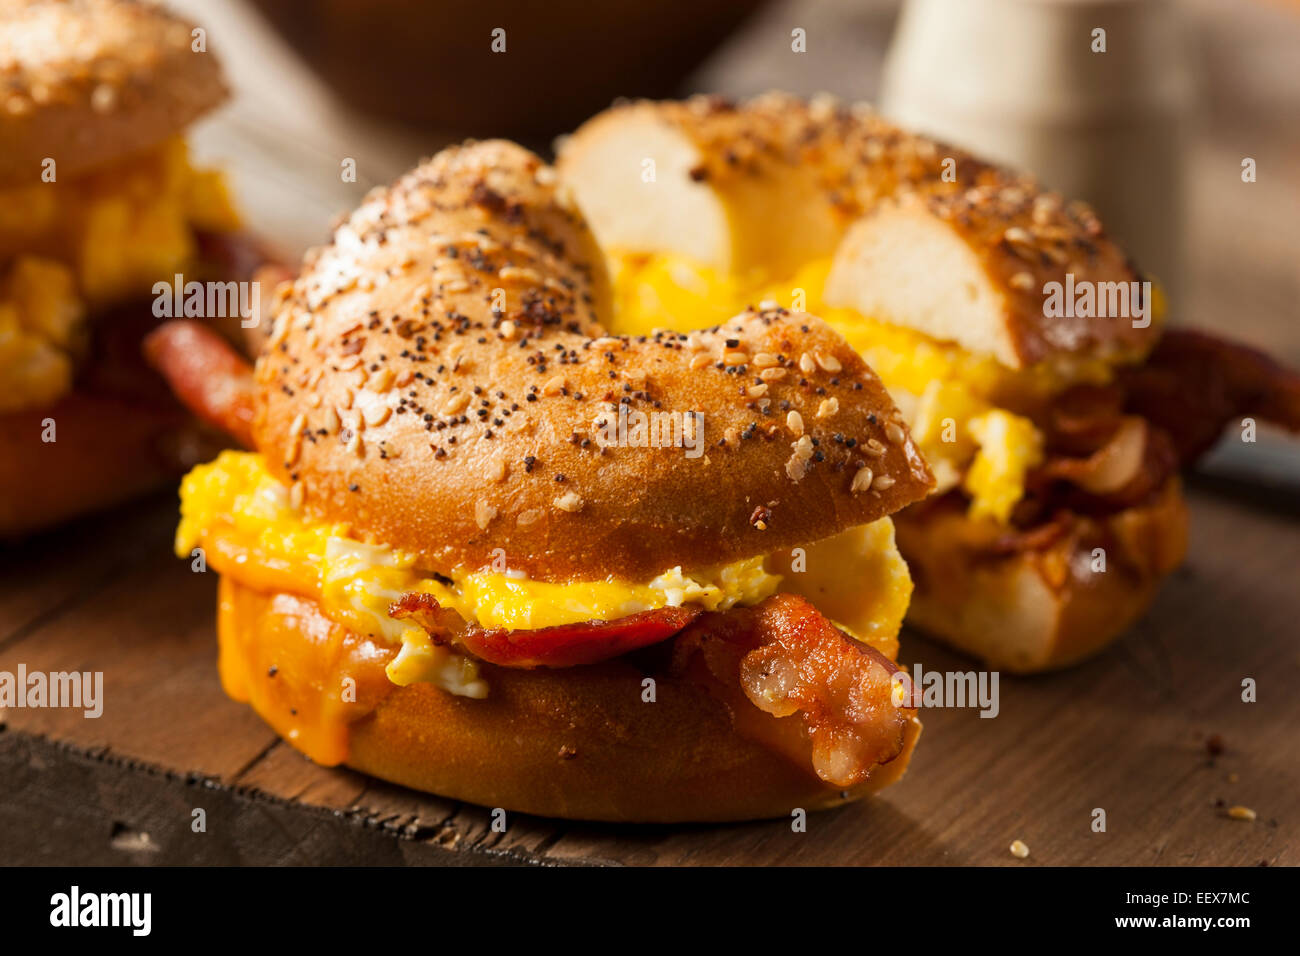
[147,140,935,822]
[560,93,1300,673]
[0,0,272,536]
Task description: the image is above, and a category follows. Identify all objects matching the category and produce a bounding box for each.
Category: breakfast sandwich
[0,0,277,535]
[145,138,937,822]
[558,92,1300,672]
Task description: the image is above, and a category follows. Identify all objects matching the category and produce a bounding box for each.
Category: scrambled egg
[608,252,1066,523]
[0,258,84,411]
[178,451,913,693]
[0,136,239,412]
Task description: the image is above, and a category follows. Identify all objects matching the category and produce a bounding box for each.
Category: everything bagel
[559,93,1300,673]
[252,140,933,581]
[150,139,936,821]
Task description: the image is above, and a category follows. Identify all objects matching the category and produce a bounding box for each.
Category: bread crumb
[1226,806,1256,822]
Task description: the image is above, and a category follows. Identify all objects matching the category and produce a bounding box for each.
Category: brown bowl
[249,0,766,139]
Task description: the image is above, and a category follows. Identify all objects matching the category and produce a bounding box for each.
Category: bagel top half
[0,0,227,185]
[557,92,1154,371]
[254,140,934,582]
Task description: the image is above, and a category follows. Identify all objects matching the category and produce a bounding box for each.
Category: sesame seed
[851,466,873,493]
[1009,840,1030,859]
[817,397,839,418]
[864,437,886,457]
[1009,271,1035,291]
[747,383,768,398]
[799,352,816,375]
[752,352,779,368]
[499,266,542,283]
[475,500,497,529]
[759,367,787,383]
[723,351,749,366]
[517,509,543,527]
[690,353,712,370]
[362,402,392,427]
[815,351,842,373]
[885,422,906,445]
[872,474,895,491]
[554,491,584,513]
[786,410,804,436]
[1226,806,1257,822]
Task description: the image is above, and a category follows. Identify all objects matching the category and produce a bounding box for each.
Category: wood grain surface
[1,483,1295,866]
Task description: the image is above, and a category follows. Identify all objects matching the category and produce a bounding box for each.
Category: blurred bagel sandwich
[0,0,281,536]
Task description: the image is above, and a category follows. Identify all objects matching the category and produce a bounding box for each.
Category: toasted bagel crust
[219,577,921,823]
[255,140,933,581]
[0,0,227,186]
[558,93,1153,369]
[896,479,1189,673]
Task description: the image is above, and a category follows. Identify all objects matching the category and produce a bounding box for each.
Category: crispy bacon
[1014,327,1300,521]
[1045,384,1127,457]
[671,594,913,788]
[390,590,912,785]
[1120,328,1300,465]
[389,592,702,668]
[143,320,257,448]
[1030,415,1180,516]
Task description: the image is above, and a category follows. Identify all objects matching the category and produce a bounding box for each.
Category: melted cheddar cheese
[0,136,239,412]
[178,452,913,695]
[609,252,1074,523]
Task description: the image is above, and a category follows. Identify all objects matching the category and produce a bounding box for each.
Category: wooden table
[2,479,1295,866]
[2,0,1298,866]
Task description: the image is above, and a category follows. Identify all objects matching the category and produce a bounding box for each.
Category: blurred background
[173,0,1300,384]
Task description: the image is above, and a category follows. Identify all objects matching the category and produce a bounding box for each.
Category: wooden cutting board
[1,482,1295,866]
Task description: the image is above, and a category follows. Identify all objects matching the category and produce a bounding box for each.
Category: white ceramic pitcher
[882,0,1194,307]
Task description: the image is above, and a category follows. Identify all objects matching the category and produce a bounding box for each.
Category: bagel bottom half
[0,387,207,538]
[217,578,922,823]
[896,478,1189,674]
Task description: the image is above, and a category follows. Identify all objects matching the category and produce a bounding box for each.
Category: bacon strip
[671,594,913,788]
[391,589,912,785]
[389,592,701,668]
[1121,328,1300,465]
[143,320,257,448]
[1013,327,1300,521]
[1029,415,1179,517]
